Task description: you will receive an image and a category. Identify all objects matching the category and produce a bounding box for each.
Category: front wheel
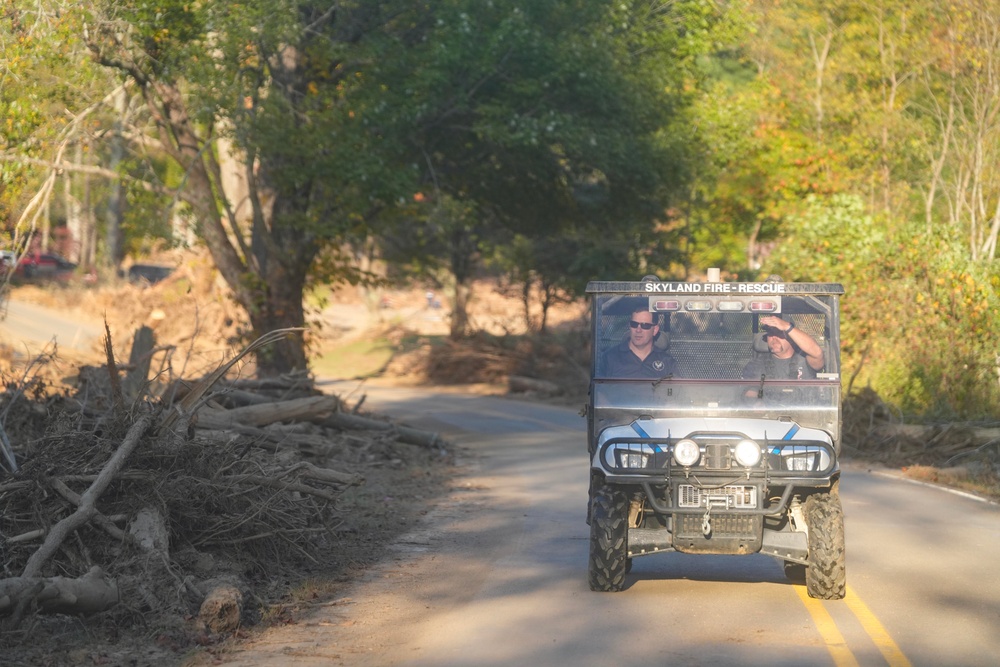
[804,490,846,599]
[588,484,629,592]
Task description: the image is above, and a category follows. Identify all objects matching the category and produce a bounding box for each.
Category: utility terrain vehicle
[585,274,846,599]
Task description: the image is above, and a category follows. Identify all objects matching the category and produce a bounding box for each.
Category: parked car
[125,263,175,285]
[14,252,77,280]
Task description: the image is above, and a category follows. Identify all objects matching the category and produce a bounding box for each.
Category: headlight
[778,445,829,472]
[784,452,819,471]
[616,451,649,469]
[734,439,762,467]
[673,439,700,467]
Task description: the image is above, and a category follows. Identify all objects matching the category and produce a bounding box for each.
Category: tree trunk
[447,223,479,340]
[137,78,313,379]
[106,86,126,269]
[197,578,244,634]
[247,311,308,377]
[64,142,84,265]
[450,279,471,340]
[244,211,315,378]
[521,278,533,333]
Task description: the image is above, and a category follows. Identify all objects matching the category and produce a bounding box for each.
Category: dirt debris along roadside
[0,267,588,666]
[0,270,455,666]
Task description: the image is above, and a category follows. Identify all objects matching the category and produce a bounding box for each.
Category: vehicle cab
[585,273,846,599]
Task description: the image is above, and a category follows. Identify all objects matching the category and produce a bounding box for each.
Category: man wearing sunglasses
[602,308,678,378]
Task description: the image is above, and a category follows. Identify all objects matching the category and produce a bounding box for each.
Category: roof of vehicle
[585,280,845,295]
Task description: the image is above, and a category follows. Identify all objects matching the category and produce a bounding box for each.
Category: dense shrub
[769,194,1000,421]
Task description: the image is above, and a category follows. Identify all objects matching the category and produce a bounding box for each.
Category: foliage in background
[704,0,1000,422]
[369,0,730,334]
[771,195,1000,420]
[3,0,999,419]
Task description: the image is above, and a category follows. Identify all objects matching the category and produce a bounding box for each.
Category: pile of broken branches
[0,326,445,644]
[842,386,1000,471]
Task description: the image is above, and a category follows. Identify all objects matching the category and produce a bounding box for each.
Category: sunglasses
[629,320,655,330]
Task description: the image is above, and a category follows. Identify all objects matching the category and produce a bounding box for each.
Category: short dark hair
[631,308,660,327]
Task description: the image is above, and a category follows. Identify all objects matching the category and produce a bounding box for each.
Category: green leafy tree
[82,1,425,375]
[79,0,718,367]
[771,194,1000,420]
[2,3,105,255]
[377,0,732,320]
[494,232,617,335]
[1,1,179,286]
[659,2,985,422]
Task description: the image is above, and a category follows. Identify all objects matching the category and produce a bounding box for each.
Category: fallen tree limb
[7,529,47,544]
[202,526,332,547]
[196,395,341,429]
[0,566,119,617]
[210,387,275,408]
[21,414,154,579]
[195,394,441,448]
[219,460,363,500]
[319,412,441,449]
[285,460,364,487]
[217,475,338,501]
[157,328,304,436]
[6,515,130,545]
[195,425,337,458]
[228,370,316,393]
[47,477,139,549]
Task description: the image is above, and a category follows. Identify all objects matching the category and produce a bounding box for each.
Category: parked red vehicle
[6,252,77,281]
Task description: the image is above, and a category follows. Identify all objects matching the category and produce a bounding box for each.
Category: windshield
[591,291,841,382]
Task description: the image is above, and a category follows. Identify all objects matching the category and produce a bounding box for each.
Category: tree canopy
[2,0,999,419]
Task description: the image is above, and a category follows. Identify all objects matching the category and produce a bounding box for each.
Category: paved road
[0,297,103,355]
[217,382,1000,667]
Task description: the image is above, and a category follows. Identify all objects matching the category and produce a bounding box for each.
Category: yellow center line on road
[795,585,913,667]
[844,586,913,667]
[795,586,860,667]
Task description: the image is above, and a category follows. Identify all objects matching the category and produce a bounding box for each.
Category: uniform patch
[653,360,664,371]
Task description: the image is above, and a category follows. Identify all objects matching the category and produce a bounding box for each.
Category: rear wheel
[588,484,629,592]
[804,490,846,599]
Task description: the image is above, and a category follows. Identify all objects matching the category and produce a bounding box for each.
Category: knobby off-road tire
[804,490,846,600]
[588,484,629,592]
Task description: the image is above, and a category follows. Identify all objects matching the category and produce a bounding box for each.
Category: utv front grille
[704,443,731,470]
[678,484,758,509]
